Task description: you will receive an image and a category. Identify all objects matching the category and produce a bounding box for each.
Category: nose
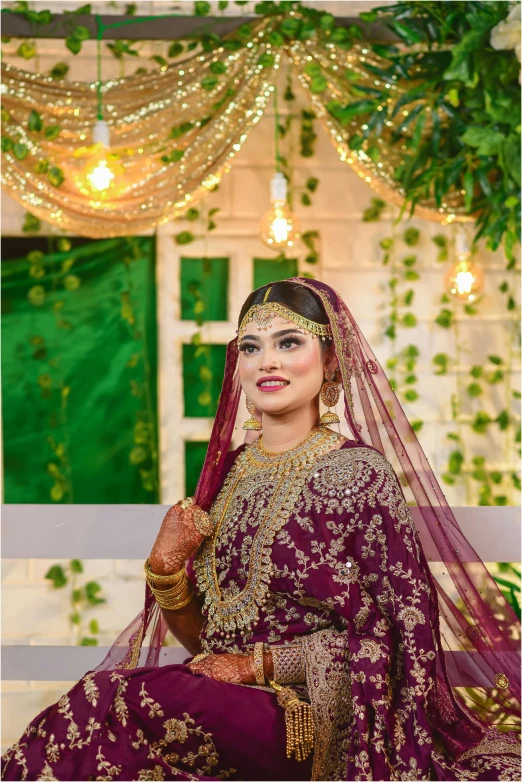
[259,345,281,372]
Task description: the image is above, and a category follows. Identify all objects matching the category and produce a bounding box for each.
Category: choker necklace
[254,426,323,458]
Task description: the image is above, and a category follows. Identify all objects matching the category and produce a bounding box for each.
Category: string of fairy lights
[3,9,484,302]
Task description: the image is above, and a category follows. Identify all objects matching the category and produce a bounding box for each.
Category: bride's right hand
[149,502,207,576]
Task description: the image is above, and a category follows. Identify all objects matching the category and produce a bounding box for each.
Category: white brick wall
[2,34,520,749]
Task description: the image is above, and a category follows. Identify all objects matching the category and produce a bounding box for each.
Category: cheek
[285,345,323,380]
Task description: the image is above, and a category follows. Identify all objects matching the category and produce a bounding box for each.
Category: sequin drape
[1,20,471,238]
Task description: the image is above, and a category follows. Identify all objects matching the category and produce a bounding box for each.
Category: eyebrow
[240,328,306,342]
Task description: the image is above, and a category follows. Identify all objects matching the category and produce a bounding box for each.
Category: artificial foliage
[1,0,519,252]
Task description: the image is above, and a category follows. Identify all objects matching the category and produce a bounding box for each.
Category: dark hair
[238,281,332,350]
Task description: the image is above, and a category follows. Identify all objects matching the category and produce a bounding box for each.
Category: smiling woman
[2,278,520,781]
[236,282,342,454]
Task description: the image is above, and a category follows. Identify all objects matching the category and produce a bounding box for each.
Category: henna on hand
[188,653,257,684]
[149,503,205,576]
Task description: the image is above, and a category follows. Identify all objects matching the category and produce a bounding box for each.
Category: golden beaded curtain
[1,17,470,238]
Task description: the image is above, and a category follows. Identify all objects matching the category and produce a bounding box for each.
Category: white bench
[2,504,520,681]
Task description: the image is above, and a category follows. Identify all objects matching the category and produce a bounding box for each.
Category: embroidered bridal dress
[2,279,520,781]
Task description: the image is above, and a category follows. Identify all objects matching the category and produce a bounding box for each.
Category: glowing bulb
[86,158,115,191]
[259,172,301,250]
[444,253,484,302]
[73,120,126,202]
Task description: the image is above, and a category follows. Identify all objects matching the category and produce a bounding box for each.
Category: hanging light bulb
[73,120,126,201]
[259,172,301,250]
[444,229,484,303]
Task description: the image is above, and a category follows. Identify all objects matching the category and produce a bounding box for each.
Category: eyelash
[239,337,303,354]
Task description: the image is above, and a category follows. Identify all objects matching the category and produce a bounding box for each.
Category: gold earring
[243,397,262,430]
[319,369,340,427]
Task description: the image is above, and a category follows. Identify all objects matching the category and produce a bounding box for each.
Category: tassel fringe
[270,681,314,762]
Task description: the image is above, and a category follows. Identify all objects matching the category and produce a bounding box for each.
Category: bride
[2,278,520,781]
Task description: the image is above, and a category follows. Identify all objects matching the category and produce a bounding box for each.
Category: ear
[323,346,339,378]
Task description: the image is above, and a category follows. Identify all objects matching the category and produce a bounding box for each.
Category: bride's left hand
[187,653,255,684]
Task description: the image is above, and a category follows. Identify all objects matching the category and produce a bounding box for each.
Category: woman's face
[238,314,334,417]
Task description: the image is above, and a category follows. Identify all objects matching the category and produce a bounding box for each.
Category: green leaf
[201,75,218,90]
[310,76,327,93]
[490,471,503,485]
[85,581,105,605]
[460,127,504,157]
[448,450,464,475]
[488,355,503,365]
[467,382,482,397]
[301,192,312,206]
[65,35,82,55]
[402,313,417,328]
[47,167,64,187]
[175,231,195,245]
[88,619,100,634]
[435,309,452,329]
[13,143,29,161]
[28,110,43,133]
[210,60,227,74]
[22,212,41,233]
[44,125,61,141]
[319,13,335,31]
[129,445,148,464]
[168,42,184,58]
[1,137,13,152]
[45,565,67,588]
[496,410,509,431]
[403,227,420,246]
[63,274,80,292]
[80,637,98,646]
[404,388,418,402]
[326,98,377,126]
[194,1,211,15]
[70,559,83,574]
[411,420,424,433]
[17,41,36,60]
[304,63,322,78]
[258,52,275,68]
[28,285,46,306]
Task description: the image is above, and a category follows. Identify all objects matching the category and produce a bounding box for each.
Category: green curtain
[1,237,158,503]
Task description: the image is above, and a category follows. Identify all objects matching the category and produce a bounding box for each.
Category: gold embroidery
[95,746,122,780]
[302,628,354,781]
[109,672,129,727]
[83,672,99,707]
[139,682,164,719]
[137,767,165,781]
[194,427,342,642]
[37,762,58,781]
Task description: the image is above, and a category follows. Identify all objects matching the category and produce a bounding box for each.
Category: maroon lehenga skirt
[1,663,311,781]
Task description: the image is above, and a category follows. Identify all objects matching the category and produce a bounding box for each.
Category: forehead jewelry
[237,285,332,340]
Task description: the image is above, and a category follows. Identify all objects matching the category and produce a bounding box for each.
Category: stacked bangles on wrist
[144,559,193,611]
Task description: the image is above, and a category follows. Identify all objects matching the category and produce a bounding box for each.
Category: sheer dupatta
[96,277,520,732]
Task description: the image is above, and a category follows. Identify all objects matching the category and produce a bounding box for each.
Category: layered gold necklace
[194,426,341,641]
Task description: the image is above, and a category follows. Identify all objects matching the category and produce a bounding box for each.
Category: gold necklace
[194,426,341,641]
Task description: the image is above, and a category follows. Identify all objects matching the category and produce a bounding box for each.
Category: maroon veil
[96,277,520,732]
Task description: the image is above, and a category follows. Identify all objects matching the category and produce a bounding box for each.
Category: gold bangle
[152,579,194,611]
[144,559,185,585]
[253,642,265,685]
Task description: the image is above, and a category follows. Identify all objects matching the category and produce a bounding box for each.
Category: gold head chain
[237,285,332,340]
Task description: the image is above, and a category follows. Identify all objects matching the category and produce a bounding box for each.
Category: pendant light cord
[273,85,281,174]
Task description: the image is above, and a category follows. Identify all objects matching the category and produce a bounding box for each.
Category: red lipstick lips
[256,376,290,392]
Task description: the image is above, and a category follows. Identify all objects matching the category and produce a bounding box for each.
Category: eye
[279,337,303,349]
[238,342,258,354]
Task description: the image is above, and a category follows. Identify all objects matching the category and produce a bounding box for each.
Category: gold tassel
[270,680,314,762]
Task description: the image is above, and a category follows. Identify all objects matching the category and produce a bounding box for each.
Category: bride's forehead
[248,315,305,334]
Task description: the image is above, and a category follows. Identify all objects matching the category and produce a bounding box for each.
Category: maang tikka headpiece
[237,285,333,340]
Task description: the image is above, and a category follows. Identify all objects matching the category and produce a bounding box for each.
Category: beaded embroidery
[193,427,342,641]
